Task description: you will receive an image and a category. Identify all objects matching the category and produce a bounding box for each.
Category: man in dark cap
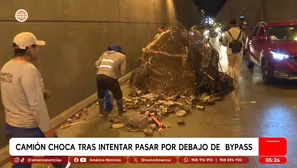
[95,45,127,118]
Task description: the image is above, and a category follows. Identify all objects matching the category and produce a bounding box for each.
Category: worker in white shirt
[1,32,69,168]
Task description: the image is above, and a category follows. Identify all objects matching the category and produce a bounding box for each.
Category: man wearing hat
[95,45,127,118]
[0,32,69,168]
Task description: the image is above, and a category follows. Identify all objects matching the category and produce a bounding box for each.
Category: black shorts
[96,74,123,101]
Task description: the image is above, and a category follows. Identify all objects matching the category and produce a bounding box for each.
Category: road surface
[3,38,297,168]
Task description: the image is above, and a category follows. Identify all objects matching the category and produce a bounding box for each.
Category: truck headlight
[271,51,289,60]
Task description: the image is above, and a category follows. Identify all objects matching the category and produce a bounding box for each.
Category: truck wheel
[261,59,273,84]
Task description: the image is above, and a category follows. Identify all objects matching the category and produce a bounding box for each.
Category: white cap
[13,32,46,49]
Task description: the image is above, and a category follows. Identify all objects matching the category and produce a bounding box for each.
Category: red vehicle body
[245,21,297,83]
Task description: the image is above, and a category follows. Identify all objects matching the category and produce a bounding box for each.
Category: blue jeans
[4,123,68,168]
[104,89,113,112]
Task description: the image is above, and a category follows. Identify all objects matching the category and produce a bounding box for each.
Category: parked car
[245,21,297,83]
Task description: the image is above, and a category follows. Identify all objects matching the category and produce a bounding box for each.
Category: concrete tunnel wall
[217,0,297,27]
[0,0,201,147]
[216,0,262,27]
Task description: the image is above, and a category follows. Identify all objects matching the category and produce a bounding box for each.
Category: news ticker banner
[9,137,286,157]
[10,156,287,164]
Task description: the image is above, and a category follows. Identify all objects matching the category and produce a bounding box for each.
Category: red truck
[245,21,297,84]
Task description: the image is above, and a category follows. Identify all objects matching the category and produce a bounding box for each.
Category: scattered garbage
[67,118,72,123]
[143,128,154,136]
[149,124,157,130]
[106,24,234,136]
[123,112,149,129]
[82,108,88,113]
[195,105,205,111]
[111,123,125,129]
[162,121,172,128]
[158,128,165,136]
[175,110,187,117]
[60,120,90,129]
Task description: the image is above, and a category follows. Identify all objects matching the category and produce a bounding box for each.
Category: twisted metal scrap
[131,24,233,97]
[133,26,194,95]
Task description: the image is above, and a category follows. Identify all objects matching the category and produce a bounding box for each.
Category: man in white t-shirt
[0,32,69,168]
[222,20,243,88]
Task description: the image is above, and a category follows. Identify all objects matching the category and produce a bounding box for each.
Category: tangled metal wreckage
[130,24,233,103]
[60,24,235,136]
[114,24,235,135]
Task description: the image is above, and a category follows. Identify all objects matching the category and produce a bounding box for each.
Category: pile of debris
[122,24,235,135]
[119,89,203,136]
[131,24,234,99]
[130,24,194,95]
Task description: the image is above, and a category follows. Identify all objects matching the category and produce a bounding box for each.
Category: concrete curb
[0,71,133,166]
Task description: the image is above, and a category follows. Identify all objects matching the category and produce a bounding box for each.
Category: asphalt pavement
[3,38,297,168]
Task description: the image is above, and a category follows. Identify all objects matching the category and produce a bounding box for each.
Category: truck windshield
[268,25,297,41]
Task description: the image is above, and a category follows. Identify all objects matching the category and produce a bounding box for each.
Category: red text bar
[259,157,287,164]
[259,138,287,156]
[179,157,249,164]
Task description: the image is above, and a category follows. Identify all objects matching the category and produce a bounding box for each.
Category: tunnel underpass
[0,0,202,166]
[2,0,297,167]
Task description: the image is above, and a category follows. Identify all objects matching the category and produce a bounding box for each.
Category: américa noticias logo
[15,9,28,22]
